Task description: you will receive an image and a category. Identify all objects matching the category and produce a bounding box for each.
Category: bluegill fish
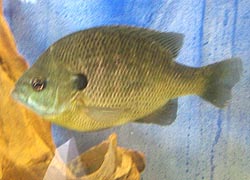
[12,26,242,131]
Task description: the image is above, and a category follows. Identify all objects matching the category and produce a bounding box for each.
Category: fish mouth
[11,89,44,115]
[11,88,65,118]
[11,89,27,104]
[11,90,18,101]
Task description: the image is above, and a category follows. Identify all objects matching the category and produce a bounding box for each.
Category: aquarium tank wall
[2,0,250,179]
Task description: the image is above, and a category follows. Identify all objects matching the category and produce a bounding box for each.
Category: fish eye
[31,77,46,91]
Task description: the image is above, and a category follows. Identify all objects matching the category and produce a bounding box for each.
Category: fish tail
[199,58,242,108]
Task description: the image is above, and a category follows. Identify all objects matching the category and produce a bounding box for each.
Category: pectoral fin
[135,99,178,126]
[84,106,126,122]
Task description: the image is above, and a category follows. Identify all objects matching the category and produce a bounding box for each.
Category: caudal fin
[200,58,242,108]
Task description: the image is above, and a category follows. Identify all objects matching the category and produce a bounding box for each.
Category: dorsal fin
[97,26,184,58]
[141,30,184,58]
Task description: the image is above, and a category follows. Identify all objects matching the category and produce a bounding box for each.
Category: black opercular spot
[74,73,88,90]
[31,77,46,91]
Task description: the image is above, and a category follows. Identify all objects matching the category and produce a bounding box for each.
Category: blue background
[4,0,250,179]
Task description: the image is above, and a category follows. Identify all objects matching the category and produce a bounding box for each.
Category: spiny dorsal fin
[95,26,184,58]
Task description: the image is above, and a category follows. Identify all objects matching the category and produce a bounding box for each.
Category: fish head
[11,57,87,117]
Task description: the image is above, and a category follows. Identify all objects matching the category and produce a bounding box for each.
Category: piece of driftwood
[0,0,55,179]
[44,134,145,180]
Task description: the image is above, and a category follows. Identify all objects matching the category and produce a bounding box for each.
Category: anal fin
[135,99,178,126]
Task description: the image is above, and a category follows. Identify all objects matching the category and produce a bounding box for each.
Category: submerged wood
[45,134,145,180]
[0,1,56,179]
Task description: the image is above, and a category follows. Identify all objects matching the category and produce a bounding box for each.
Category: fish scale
[57,27,180,122]
[12,26,242,131]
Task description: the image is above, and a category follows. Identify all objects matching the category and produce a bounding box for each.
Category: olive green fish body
[12,26,242,131]
[39,27,201,130]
